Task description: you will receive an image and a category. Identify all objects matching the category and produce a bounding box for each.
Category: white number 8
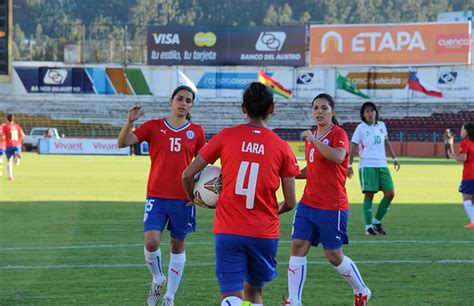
[309,148,315,163]
[235,161,260,209]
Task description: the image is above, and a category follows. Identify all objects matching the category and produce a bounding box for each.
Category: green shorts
[359,167,394,192]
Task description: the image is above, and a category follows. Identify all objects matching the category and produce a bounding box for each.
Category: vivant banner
[147,26,305,66]
[39,138,130,155]
[310,22,471,66]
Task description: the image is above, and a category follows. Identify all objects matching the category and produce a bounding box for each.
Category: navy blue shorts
[215,234,278,294]
[459,180,474,195]
[143,197,196,240]
[291,202,349,250]
[5,146,21,160]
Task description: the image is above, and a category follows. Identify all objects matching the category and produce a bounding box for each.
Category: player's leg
[163,200,195,304]
[243,282,263,305]
[461,187,474,228]
[359,168,378,235]
[5,147,14,180]
[143,197,168,306]
[286,202,314,306]
[373,168,395,235]
[216,234,247,305]
[13,146,22,166]
[320,210,370,305]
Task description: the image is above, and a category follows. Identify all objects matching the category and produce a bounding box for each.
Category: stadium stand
[1,94,473,141]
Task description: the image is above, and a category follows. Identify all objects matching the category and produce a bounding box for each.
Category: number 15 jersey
[199,124,300,239]
[134,118,205,200]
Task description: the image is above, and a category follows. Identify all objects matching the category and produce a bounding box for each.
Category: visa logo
[152,33,180,45]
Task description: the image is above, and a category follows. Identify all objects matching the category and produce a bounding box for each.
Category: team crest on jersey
[186,130,195,139]
[322,139,330,145]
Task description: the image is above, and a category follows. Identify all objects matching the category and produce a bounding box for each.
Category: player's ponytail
[463,122,474,141]
[312,93,339,126]
[242,82,274,119]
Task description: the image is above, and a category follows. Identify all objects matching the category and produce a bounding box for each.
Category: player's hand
[301,130,314,142]
[128,105,145,122]
[347,167,354,178]
[393,159,400,171]
[448,153,456,159]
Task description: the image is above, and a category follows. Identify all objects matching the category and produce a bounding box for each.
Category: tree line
[12,0,473,63]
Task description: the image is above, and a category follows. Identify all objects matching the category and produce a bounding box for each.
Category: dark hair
[360,102,379,123]
[171,85,195,120]
[464,122,474,141]
[171,85,195,101]
[312,93,339,126]
[242,82,274,119]
[6,114,14,122]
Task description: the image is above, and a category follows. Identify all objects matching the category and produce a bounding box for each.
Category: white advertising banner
[39,138,130,155]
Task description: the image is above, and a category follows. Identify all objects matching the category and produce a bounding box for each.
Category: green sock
[363,197,373,225]
[375,197,392,221]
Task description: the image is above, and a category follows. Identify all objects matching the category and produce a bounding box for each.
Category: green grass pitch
[0,153,472,305]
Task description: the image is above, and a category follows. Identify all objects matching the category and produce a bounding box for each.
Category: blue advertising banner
[147,26,305,66]
[197,72,274,89]
[16,67,94,93]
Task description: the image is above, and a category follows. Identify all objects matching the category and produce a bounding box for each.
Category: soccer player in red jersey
[182,82,300,306]
[284,94,371,306]
[2,114,25,181]
[0,122,5,177]
[449,123,474,228]
[118,86,205,306]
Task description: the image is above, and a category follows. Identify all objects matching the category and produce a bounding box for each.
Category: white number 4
[235,161,260,209]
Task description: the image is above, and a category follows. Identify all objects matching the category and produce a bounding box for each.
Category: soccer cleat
[365,227,377,236]
[14,155,21,166]
[147,279,166,306]
[464,223,474,229]
[354,288,371,306]
[373,223,386,235]
[281,295,302,306]
[161,297,174,306]
[7,176,13,181]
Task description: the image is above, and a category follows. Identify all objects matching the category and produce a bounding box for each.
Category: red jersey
[199,124,300,239]
[134,118,205,200]
[301,125,349,210]
[460,138,474,180]
[0,124,5,149]
[3,122,25,147]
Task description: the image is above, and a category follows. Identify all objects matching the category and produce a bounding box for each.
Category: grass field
[1,153,473,305]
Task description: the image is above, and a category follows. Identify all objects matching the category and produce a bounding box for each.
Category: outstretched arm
[117,105,144,148]
[449,152,467,162]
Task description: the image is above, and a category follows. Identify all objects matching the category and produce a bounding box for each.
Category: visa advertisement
[310,22,471,66]
[147,25,305,66]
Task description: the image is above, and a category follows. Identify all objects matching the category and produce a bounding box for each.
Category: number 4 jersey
[199,124,300,239]
[134,118,205,200]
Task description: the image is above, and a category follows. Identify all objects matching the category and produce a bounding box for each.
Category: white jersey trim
[164,118,190,132]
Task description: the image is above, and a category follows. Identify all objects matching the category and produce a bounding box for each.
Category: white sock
[463,200,474,223]
[164,252,186,300]
[7,160,12,178]
[221,296,243,306]
[144,247,165,284]
[252,304,263,306]
[288,256,307,303]
[372,218,381,225]
[334,256,368,294]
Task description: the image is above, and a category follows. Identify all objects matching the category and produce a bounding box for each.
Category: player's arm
[182,154,209,202]
[385,138,400,171]
[278,176,297,215]
[302,130,345,164]
[348,142,358,178]
[295,167,306,179]
[448,152,467,162]
[117,105,144,148]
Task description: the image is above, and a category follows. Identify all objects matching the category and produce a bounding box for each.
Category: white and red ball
[193,166,222,208]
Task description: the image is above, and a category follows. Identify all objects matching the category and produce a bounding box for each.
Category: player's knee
[145,240,160,252]
[384,190,395,200]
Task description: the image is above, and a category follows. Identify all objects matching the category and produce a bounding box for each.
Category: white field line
[1,259,474,270]
[0,239,472,252]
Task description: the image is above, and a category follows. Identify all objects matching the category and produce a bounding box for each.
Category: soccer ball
[193,166,222,208]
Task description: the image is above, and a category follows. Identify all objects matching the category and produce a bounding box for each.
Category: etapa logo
[43,69,68,85]
[297,73,314,85]
[255,32,287,51]
[321,31,343,54]
[438,72,457,85]
[194,32,217,47]
[186,130,195,139]
[152,33,180,45]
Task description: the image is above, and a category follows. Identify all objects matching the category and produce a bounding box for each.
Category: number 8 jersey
[199,124,300,239]
[134,118,205,200]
